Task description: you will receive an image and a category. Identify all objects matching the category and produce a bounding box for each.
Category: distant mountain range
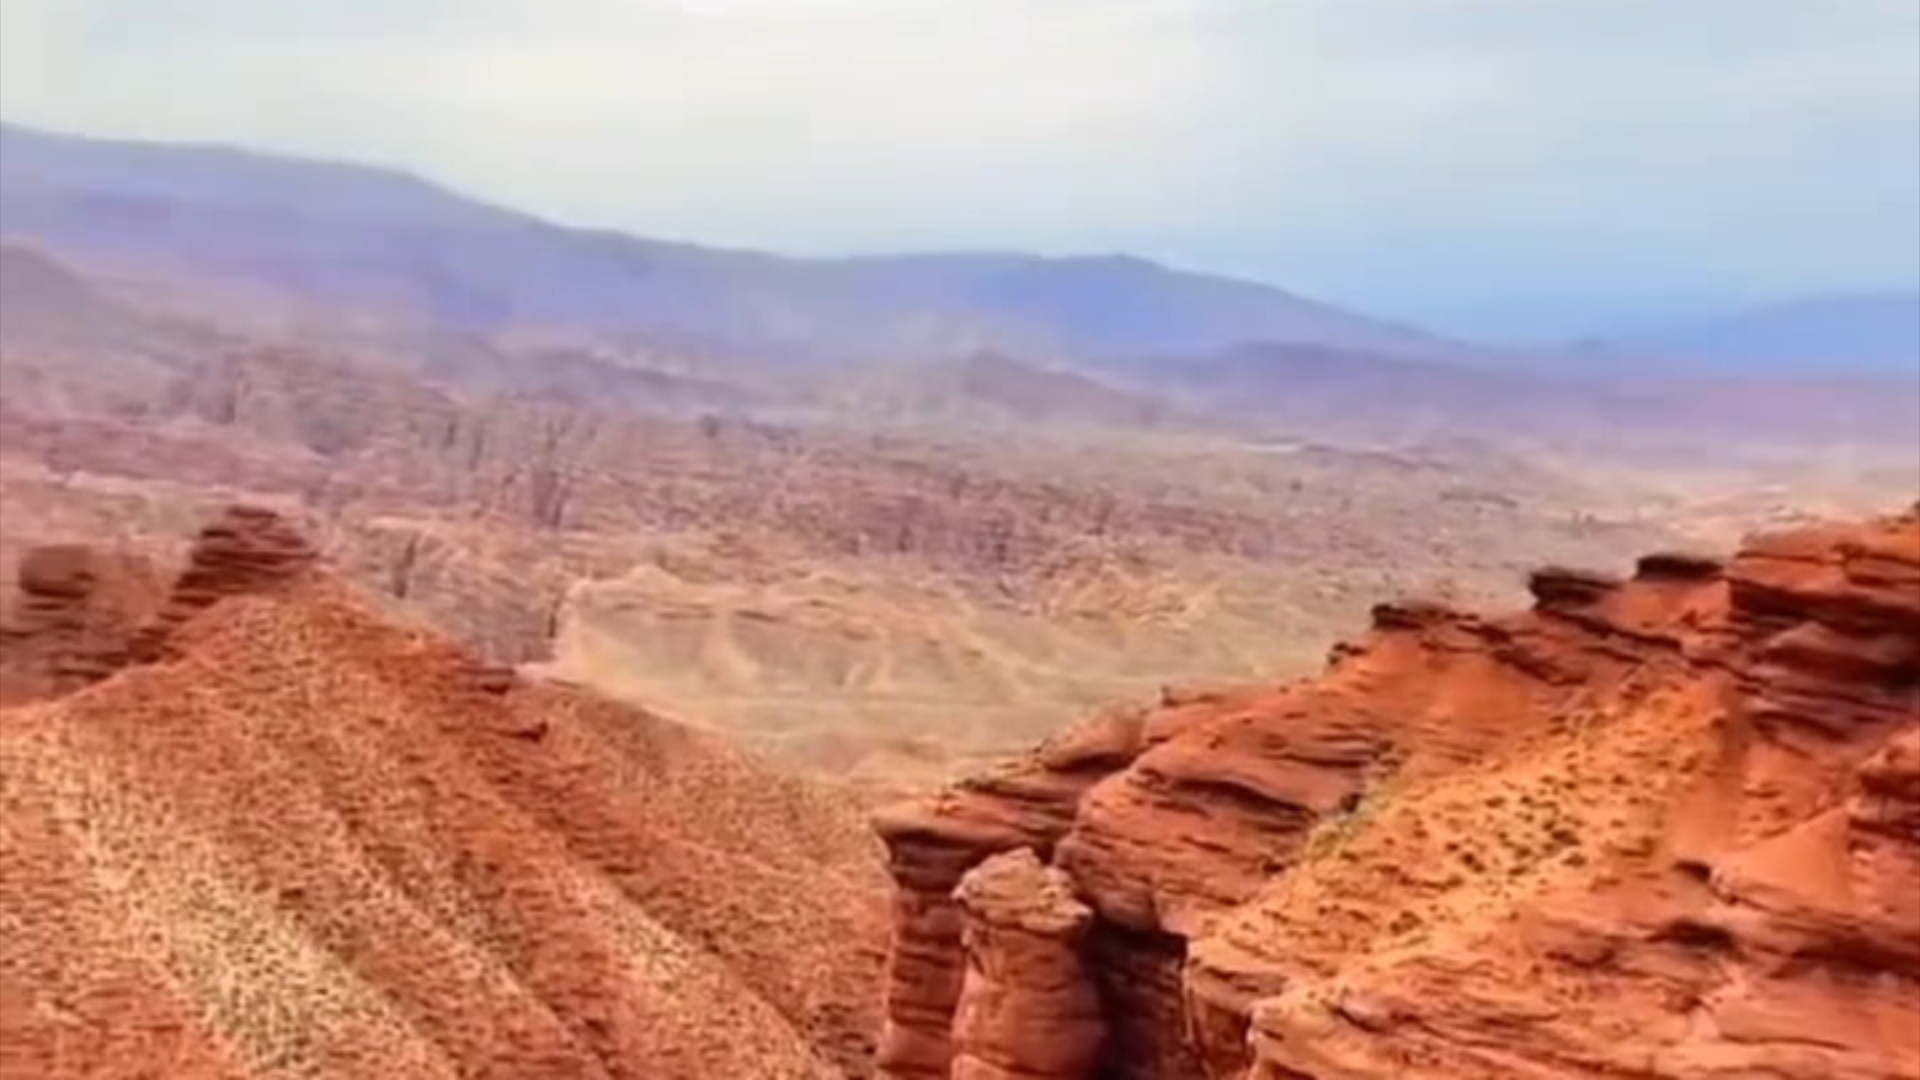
[1,118,1914,459]
[1596,293,1920,374]
[7,121,1914,377]
[0,121,1465,365]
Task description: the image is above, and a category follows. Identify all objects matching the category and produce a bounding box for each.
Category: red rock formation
[0,544,164,704]
[874,508,1920,1079]
[126,504,318,663]
[0,506,322,702]
[872,703,1171,1079]
[949,849,1105,1080]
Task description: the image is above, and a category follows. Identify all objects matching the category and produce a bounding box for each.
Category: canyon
[2,124,1918,1079]
[5,240,1912,794]
[4,499,1914,1078]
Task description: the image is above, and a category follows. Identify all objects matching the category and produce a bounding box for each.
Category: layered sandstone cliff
[875,507,1920,1079]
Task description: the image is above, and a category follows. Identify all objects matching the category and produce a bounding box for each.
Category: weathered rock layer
[875,507,1920,1079]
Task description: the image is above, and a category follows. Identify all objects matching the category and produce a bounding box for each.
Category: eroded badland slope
[874,506,1920,1079]
[0,507,889,1079]
[7,246,1914,797]
[4,341,1700,791]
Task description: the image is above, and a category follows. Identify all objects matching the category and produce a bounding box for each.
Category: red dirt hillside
[873,506,1920,1079]
[0,506,890,1079]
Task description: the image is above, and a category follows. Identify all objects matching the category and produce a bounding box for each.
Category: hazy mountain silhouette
[0,121,1464,363]
[1594,293,1920,374]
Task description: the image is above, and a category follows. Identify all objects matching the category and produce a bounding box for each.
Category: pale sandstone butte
[874,507,1920,1079]
[0,506,889,1080]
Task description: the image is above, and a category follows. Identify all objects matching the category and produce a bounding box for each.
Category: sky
[1,0,1917,343]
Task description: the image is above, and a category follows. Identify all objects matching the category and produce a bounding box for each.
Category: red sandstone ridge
[0,506,890,1079]
[874,508,1920,1079]
[0,505,316,707]
[0,544,165,706]
[125,503,320,663]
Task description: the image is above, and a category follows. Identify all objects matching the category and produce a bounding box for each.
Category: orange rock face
[873,704,1159,1078]
[874,508,1920,1079]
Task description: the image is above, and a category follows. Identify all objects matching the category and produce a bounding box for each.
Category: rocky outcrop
[127,504,318,663]
[1,507,332,701]
[0,545,164,704]
[949,849,1105,1080]
[874,508,1920,1079]
[871,705,1160,1079]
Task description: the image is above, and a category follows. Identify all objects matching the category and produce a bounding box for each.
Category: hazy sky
[2,0,1917,341]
